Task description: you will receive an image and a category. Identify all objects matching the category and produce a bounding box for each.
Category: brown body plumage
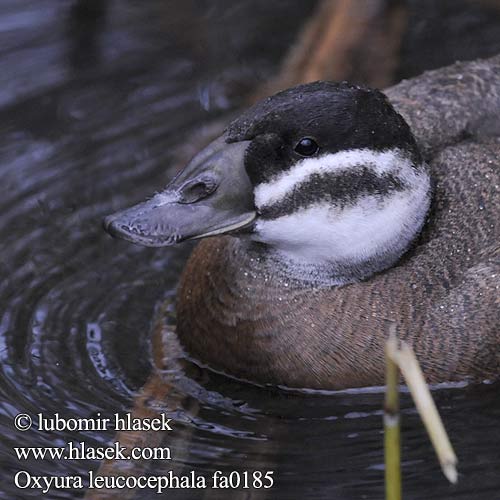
[176,56,500,389]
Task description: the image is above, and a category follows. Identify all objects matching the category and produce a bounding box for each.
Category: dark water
[1,2,499,499]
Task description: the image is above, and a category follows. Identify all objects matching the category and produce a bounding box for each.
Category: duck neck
[259,244,402,286]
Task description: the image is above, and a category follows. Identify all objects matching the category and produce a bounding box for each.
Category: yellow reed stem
[392,342,458,484]
[384,326,402,500]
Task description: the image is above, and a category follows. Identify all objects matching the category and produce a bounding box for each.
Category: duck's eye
[294,137,319,156]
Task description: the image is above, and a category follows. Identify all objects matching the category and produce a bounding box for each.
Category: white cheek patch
[253,170,430,267]
[254,148,411,209]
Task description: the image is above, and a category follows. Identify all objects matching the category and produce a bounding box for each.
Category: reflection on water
[0,1,499,499]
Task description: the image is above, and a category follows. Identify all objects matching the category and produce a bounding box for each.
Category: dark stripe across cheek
[258,168,405,220]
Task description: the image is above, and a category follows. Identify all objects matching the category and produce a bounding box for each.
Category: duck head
[104,81,431,283]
